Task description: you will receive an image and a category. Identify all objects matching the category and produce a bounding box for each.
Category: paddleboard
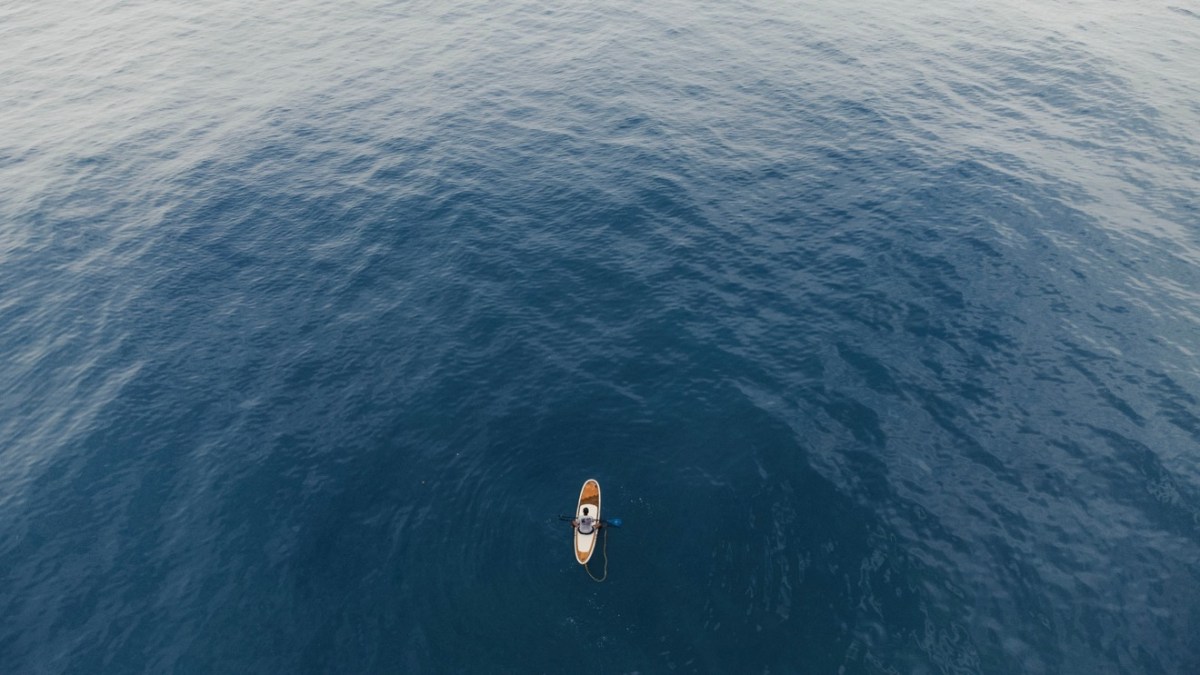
[574,479,601,564]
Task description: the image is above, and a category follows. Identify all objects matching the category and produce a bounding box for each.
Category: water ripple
[2,0,1199,672]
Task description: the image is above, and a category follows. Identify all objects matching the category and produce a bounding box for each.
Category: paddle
[558,514,623,527]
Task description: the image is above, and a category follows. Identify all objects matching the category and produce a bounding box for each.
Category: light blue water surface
[2,1,1200,672]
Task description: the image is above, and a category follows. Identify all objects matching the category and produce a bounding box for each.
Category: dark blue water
[3,1,1200,672]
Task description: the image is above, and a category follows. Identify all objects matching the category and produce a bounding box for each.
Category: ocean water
[2,0,1199,672]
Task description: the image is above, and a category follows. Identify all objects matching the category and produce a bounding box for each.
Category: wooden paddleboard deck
[574,479,601,564]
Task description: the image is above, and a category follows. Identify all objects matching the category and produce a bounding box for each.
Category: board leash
[584,526,608,583]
